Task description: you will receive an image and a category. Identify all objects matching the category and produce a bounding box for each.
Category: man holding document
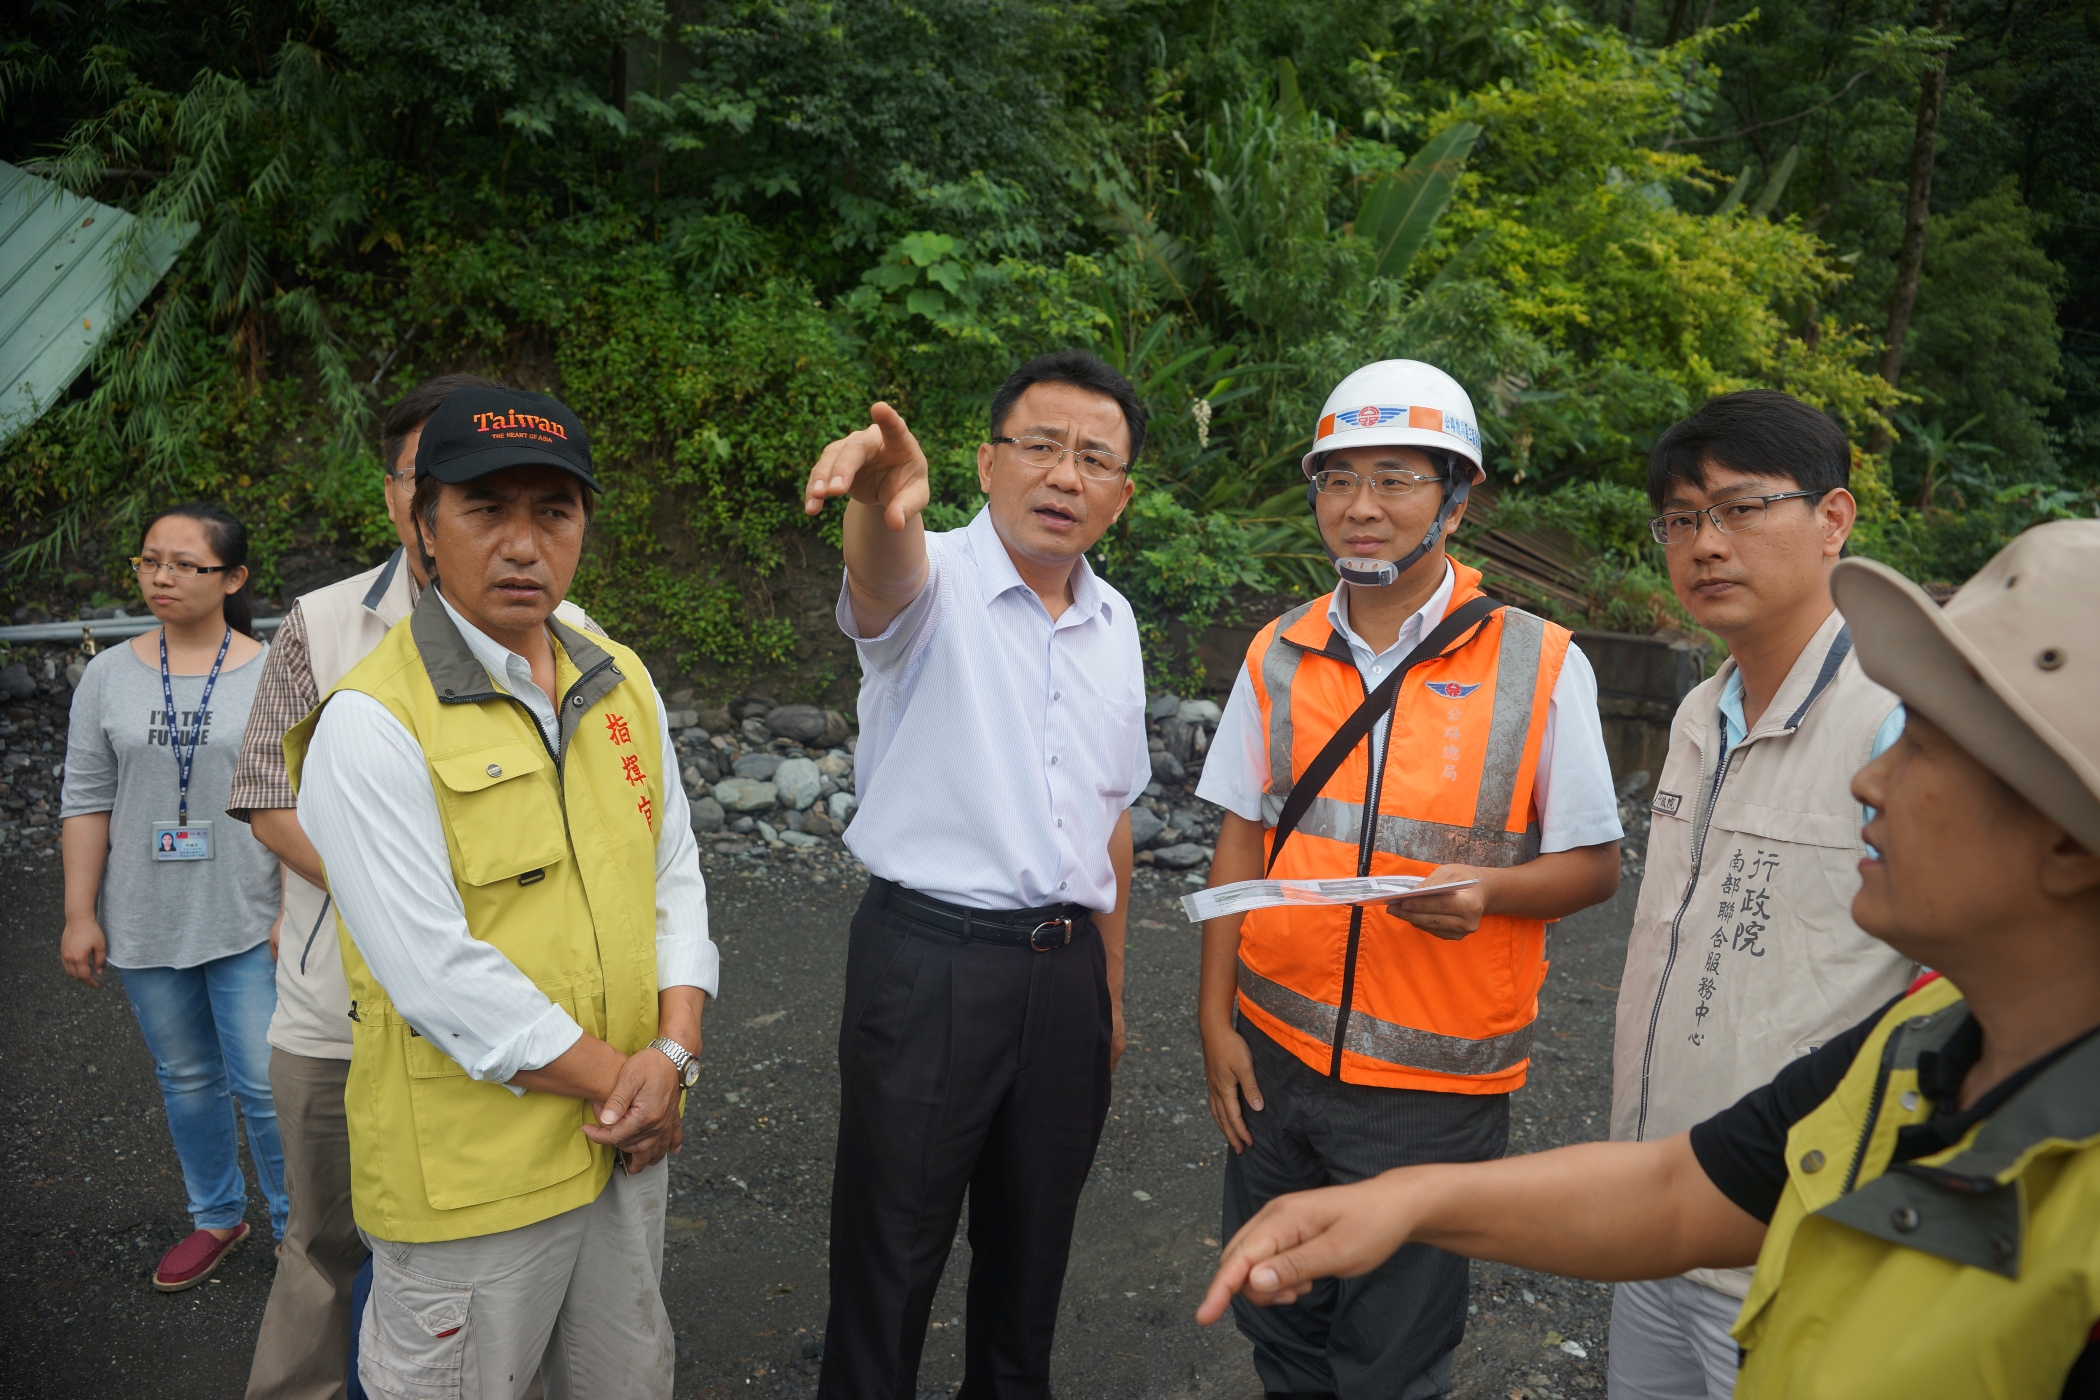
[1192,360,1622,1399]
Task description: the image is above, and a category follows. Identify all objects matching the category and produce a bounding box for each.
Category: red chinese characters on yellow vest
[1239,562,1569,1094]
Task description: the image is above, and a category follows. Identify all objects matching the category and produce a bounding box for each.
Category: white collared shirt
[840,505,1152,910]
[1197,563,1623,854]
[299,589,718,1087]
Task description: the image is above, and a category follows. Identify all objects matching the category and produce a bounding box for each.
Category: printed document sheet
[1179,876,1481,923]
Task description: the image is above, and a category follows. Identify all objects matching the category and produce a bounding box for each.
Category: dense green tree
[2,0,2088,681]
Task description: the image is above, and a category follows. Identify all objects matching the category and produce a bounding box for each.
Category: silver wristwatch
[648,1036,701,1089]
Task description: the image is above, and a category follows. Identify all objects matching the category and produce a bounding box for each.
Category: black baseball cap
[413,386,600,492]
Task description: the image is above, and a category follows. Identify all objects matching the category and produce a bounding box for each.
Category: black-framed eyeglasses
[1309,467,1447,498]
[1648,489,1827,546]
[990,436,1129,481]
[130,556,231,578]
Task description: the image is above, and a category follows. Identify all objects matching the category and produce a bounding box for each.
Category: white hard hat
[1303,359,1485,482]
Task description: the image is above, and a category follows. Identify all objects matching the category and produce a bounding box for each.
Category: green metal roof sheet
[0,161,197,447]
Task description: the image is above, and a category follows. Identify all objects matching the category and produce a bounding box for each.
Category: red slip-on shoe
[153,1223,248,1292]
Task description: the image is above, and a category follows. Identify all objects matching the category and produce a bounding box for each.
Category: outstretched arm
[804,402,934,637]
[1197,1133,1763,1323]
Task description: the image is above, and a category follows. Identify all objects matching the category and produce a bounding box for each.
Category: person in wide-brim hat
[1195,519,2100,1400]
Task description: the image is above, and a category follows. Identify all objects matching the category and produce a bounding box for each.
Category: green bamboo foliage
[1357,123,1485,281]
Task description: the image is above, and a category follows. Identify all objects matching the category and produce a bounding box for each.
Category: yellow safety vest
[286,588,667,1243]
[1735,974,2100,1398]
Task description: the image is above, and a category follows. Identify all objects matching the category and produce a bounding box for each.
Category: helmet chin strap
[1309,462,1474,589]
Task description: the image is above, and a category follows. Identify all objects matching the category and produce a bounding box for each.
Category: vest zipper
[1328,669,1392,1079]
[1841,1018,1907,1193]
[1633,735,1737,1139]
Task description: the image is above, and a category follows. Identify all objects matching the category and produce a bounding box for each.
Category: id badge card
[152,820,213,861]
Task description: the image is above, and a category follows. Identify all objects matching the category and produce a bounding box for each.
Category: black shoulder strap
[1265,594,1505,874]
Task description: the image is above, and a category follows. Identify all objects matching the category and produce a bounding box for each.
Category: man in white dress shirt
[800,350,1153,1399]
[289,386,716,1400]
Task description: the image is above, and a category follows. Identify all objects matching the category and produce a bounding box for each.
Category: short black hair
[1647,389,1850,510]
[989,350,1147,464]
[381,372,502,476]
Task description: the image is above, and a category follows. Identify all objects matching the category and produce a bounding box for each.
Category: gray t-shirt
[61,640,281,969]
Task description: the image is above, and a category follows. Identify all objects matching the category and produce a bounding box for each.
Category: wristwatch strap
[648,1036,695,1072]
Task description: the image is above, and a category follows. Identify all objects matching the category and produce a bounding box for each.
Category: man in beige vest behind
[228,373,599,1400]
[1606,390,1915,1398]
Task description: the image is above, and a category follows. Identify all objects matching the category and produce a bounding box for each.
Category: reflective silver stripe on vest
[1260,600,1322,804]
[1260,792,1543,867]
[1475,610,1544,832]
[1257,606,1547,868]
[1239,962,1535,1076]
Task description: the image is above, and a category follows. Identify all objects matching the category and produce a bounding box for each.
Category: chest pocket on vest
[428,742,569,886]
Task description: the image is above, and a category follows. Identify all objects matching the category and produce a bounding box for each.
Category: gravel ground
[1,820,1639,1399]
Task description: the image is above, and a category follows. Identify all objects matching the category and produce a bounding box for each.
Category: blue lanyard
[160,626,232,825]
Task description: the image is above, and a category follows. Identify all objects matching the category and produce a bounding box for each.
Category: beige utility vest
[1610,610,1915,1297]
[270,549,596,1060]
[286,588,664,1242]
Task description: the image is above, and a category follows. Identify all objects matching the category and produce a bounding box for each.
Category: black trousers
[818,881,1114,1400]
[1224,1019,1510,1400]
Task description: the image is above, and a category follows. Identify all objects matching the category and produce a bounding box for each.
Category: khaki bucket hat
[1829,520,2100,854]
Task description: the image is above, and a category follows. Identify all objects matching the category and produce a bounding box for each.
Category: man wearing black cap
[285,387,718,1400]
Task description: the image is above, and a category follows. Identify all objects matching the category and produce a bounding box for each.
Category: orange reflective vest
[1239,561,1570,1093]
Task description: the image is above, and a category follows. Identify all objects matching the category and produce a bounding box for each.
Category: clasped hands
[511,1016,700,1173]
[584,1045,685,1173]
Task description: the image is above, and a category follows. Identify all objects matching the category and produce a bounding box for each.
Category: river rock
[699,706,735,733]
[712,778,778,813]
[778,828,819,848]
[735,695,776,720]
[827,791,857,825]
[774,757,821,810]
[820,709,852,747]
[0,663,33,700]
[1151,842,1210,870]
[733,752,783,781]
[756,819,779,843]
[740,718,773,746]
[1150,750,1187,784]
[1147,694,1180,721]
[1177,698,1222,725]
[802,807,838,838]
[1129,806,1165,849]
[1161,717,1196,763]
[688,796,726,834]
[765,704,829,744]
[816,751,853,779]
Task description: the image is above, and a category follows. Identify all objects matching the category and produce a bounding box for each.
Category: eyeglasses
[1309,467,1447,498]
[130,557,231,578]
[991,436,1129,482]
[1648,489,1827,546]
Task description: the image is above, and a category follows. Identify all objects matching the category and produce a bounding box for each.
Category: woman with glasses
[59,502,287,1293]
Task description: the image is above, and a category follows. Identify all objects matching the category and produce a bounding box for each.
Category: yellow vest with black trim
[1239,561,1569,1093]
[284,588,666,1243]
[1733,974,2100,1398]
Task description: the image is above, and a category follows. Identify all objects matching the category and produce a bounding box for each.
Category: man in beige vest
[1605,390,1914,1398]
[227,373,599,1400]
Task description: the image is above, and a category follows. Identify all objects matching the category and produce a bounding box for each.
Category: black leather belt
[872,878,1091,952]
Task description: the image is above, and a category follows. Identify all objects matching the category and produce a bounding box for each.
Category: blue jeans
[117,943,289,1239]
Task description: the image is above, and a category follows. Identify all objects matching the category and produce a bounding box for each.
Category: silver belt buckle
[1028,918,1073,952]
